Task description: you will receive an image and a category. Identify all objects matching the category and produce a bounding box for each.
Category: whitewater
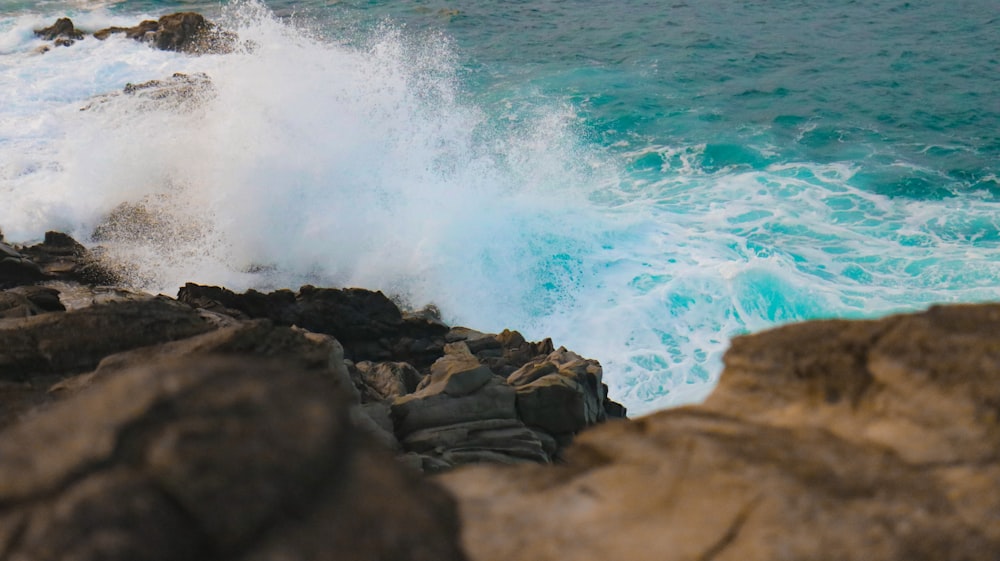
[1,0,998,414]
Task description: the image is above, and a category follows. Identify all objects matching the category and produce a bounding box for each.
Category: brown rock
[355,360,424,401]
[508,347,606,437]
[0,356,467,561]
[440,304,1000,561]
[93,12,235,54]
[33,18,84,41]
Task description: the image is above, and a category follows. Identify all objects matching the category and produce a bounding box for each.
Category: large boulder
[0,356,466,561]
[440,304,1000,561]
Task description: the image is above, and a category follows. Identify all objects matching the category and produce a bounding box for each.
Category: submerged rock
[440,304,1000,561]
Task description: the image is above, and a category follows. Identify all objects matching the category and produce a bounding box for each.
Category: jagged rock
[0,296,211,382]
[93,12,236,54]
[355,361,423,401]
[388,343,547,469]
[0,357,466,561]
[446,327,555,377]
[392,343,516,437]
[33,17,84,41]
[508,347,606,436]
[440,304,1000,561]
[179,283,448,366]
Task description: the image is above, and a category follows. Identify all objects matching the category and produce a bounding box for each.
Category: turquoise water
[2,0,999,413]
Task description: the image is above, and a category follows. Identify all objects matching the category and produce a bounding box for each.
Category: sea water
[1,0,998,414]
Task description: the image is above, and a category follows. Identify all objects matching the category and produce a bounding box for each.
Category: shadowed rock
[0,357,467,561]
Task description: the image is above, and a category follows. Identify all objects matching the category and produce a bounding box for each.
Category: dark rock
[93,12,236,54]
[18,231,121,286]
[297,284,403,342]
[0,241,45,287]
[178,282,297,323]
[0,356,467,561]
[33,18,84,41]
[179,283,445,366]
[0,296,211,382]
[149,12,209,51]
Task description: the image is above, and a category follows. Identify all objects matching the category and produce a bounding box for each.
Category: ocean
[1,0,998,414]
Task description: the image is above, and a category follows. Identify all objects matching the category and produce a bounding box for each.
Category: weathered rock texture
[94,12,235,53]
[0,357,466,561]
[440,304,1000,561]
[0,233,623,469]
[179,283,625,469]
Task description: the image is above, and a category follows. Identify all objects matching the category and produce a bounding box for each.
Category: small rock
[34,17,84,41]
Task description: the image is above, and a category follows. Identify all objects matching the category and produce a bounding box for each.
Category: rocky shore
[4,13,998,560]
[3,227,999,560]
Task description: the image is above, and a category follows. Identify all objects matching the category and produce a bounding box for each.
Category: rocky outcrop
[33,13,235,54]
[93,12,235,53]
[0,233,622,468]
[440,304,1000,561]
[0,357,466,561]
[33,17,83,48]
